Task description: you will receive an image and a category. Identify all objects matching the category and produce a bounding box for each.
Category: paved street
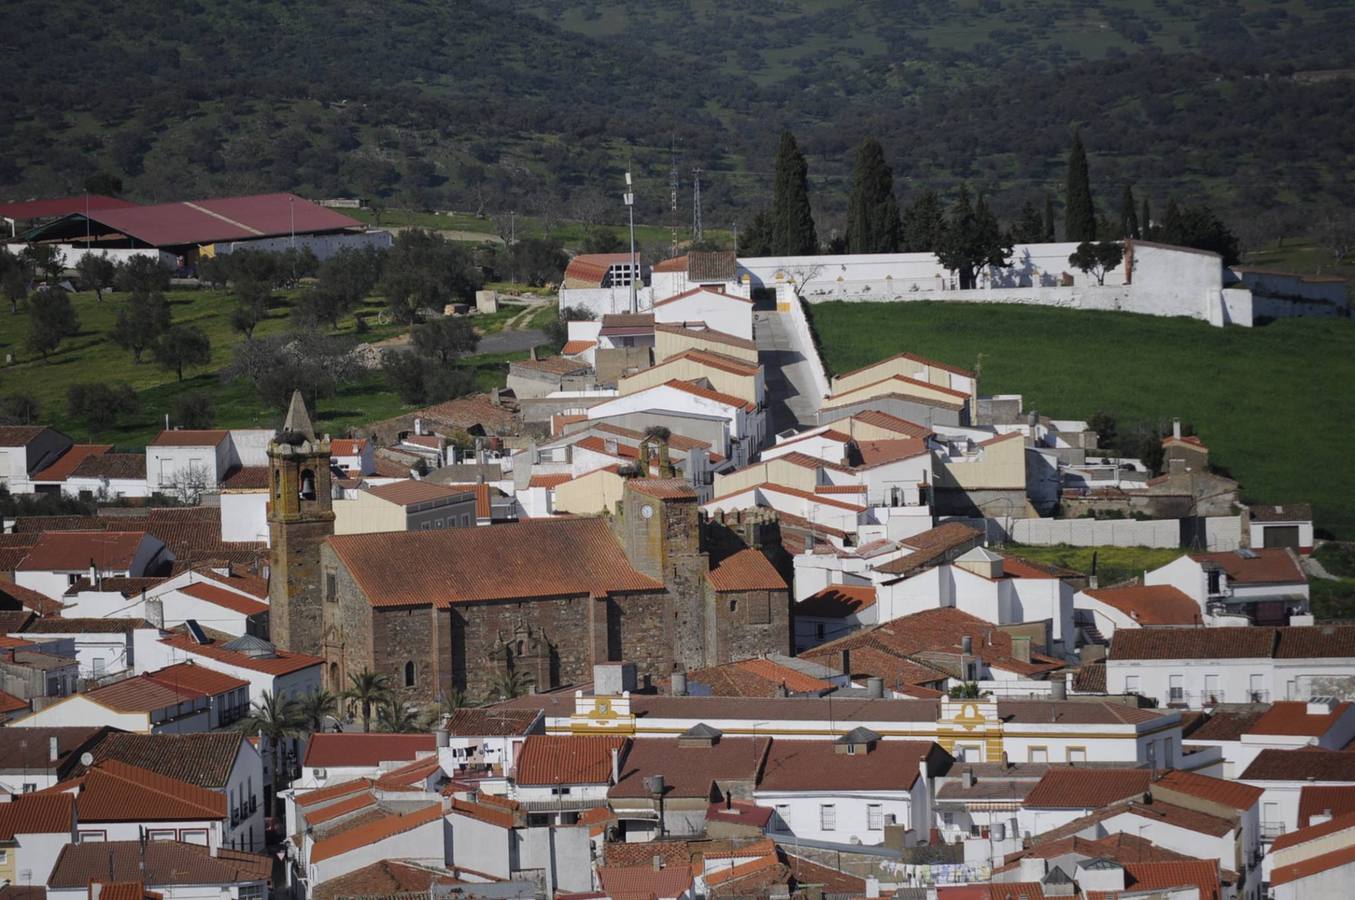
[755,309,820,434]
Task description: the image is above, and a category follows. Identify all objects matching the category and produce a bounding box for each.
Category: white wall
[758,788,914,846]
[10,695,151,732]
[210,230,393,262]
[221,491,269,544]
[309,816,444,884]
[147,442,232,491]
[446,810,511,878]
[653,291,753,341]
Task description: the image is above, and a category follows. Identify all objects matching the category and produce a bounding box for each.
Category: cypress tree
[770,131,818,255]
[1119,184,1139,239]
[1044,194,1057,242]
[901,190,945,252]
[1064,130,1097,242]
[845,138,902,253]
[1162,198,1184,245]
[1140,196,1152,239]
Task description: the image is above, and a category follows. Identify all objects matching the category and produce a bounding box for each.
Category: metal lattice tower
[669,138,680,258]
[692,167,703,243]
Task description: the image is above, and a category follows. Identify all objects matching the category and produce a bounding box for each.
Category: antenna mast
[669,137,680,259]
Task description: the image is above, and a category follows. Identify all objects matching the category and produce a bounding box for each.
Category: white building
[1144,547,1309,625]
[14,531,171,600]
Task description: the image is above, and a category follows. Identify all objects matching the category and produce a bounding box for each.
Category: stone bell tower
[267,391,335,657]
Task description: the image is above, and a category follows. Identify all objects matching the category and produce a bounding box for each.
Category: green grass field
[810,301,1355,538]
[0,287,545,449]
[1006,544,1187,586]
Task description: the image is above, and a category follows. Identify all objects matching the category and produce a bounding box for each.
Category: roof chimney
[88,558,99,590]
[610,747,621,785]
[962,635,973,655]
[866,677,884,699]
[1172,418,1182,440]
[962,768,975,789]
[671,672,688,697]
[49,735,59,762]
[865,876,880,899]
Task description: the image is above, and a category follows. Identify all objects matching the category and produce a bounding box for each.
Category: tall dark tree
[75,254,117,302]
[109,290,171,362]
[936,187,1013,289]
[152,325,211,381]
[1043,194,1057,242]
[114,256,171,295]
[738,209,775,256]
[1161,198,1184,244]
[770,131,817,255]
[1064,130,1097,242]
[26,288,80,359]
[1012,201,1046,244]
[1119,185,1140,239]
[1141,197,1153,239]
[900,191,945,252]
[379,229,483,325]
[845,138,902,253]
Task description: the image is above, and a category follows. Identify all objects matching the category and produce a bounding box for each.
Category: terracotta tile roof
[87,882,159,900]
[0,425,52,446]
[707,481,864,513]
[610,737,768,799]
[939,885,1045,900]
[687,251,738,283]
[148,429,229,447]
[603,841,692,868]
[1188,708,1267,741]
[311,860,456,900]
[653,286,752,307]
[0,688,29,715]
[294,778,373,809]
[760,740,936,791]
[1272,810,1355,853]
[1162,434,1208,449]
[1244,749,1355,781]
[563,253,634,287]
[874,523,983,575]
[1072,662,1106,694]
[373,755,443,790]
[176,580,268,616]
[1024,767,1153,809]
[0,577,65,615]
[653,255,688,274]
[311,802,442,862]
[1002,555,1080,579]
[576,435,640,460]
[1271,841,1355,887]
[1085,584,1202,625]
[1154,769,1262,811]
[823,645,949,691]
[76,732,245,788]
[0,726,108,770]
[561,339,598,355]
[0,792,74,838]
[599,312,655,336]
[72,759,226,821]
[1190,547,1305,585]
[21,617,139,634]
[528,472,574,489]
[159,631,322,676]
[705,799,775,829]
[654,322,758,352]
[145,662,249,697]
[1249,700,1352,737]
[597,865,695,900]
[1251,503,1313,522]
[513,355,592,376]
[32,445,112,482]
[303,733,436,768]
[305,790,376,826]
[706,549,786,592]
[17,531,152,571]
[705,853,783,888]
[365,479,471,506]
[656,348,760,377]
[662,378,757,412]
[448,796,515,828]
[852,437,929,467]
[1094,860,1222,900]
[48,840,269,889]
[327,518,662,608]
[828,373,970,406]
[86,675,204,712]
[848,410,933,439]
[684,658,831,698]
[1299,785,1355,828]
[795,584,876,618]
[410,394,518,435]
[444,707,541,737]
[69,453,147,481]
[330,439,367,456]
[514,734,626,785]
[1274,625,1355,658]
[834,351,976,382]
[1110,626,1277,660]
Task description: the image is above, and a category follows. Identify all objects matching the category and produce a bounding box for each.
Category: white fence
[952,514,1242,551]
[778,283,831,406]
[5,243,174,269]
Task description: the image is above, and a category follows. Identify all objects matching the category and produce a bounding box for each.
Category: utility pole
[669,137,680,259]
[623,170,637,314]
[692,168,703,243]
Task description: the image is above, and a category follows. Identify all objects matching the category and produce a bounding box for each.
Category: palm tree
[422,688,471,729]
[295,689,338,734]
[344,670,391,733]
[484,668,534,703]
[377,697,422,733]
[239,690,301,812]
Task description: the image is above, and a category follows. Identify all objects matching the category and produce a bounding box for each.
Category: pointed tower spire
[283,390,315,440]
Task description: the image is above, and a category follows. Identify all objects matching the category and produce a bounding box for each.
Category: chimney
[961,635,973,655]
[1051,675,1067,701]
[651,855,663,871]
[866,677,884,699]
[671,672,687,697]
[1011,635,1031,664]
[91,886,102,900]
[1172,418,1182,440]
[610,747,620,785]
[962,768,974,789]
[491,388,502,407]
[88,558,99,590]
[414,417,423,436]
[865,876,880,899]
[49,736,59,762]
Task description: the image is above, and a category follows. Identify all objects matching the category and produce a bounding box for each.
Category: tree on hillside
[1159,200,1240,265]
[22,245,63,285]
[83,171,124,196]
[582,225,624,254]
[0,248,30,314]
[1044,195,1057,242]
[226,332,362,410]
[318,247,384,309]
[381,349,475,406]
[170,391,215,429]
[75,254,117,302]
[413,316,479,364]
[109,290,171,362]
[1064,130,1097,242]
[26,288,80,359]
[845,138,902,254]
[67,382,139,433]
[114,256,171,295]
[380,229,483,325]
[770,131,817,255]
[1118,185,1140,239]
[1068,241,1125,285]
[498,237,567,287]
[936,187,1012,290]
[229,280,271,339]
[900,190,945,252]
[738,209,775,256]
[0,393,41,426]
[152,324,211,381]
[1012,201,1046,244]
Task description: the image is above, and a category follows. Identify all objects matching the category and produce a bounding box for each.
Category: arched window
[404,661,416,687]
[300,468,316,501]
[328,662,339,688]
[728,599,738,613]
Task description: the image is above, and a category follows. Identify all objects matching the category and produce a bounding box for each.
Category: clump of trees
[68,381,139,432]
[380,229,483,325]
[26,287,81,359]
[382,314,481,405]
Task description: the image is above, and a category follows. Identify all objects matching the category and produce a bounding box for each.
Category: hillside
[810,301,1355,539]
[2,0,1353,245]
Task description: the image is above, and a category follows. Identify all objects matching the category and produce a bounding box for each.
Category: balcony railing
[1261,821,1286,841]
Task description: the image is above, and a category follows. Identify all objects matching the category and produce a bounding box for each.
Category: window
[0,849,8,864]
[1204,674,1220,703]
[1125,675,1139,693]
[404,661,416,688]
[92,658,106,678]
[1029,747,1048,764]
[1169,675,1184,702]
[147,829,176,841]
[1147,741,1157,768]
[867,804,884,831]
[1250,674,1265,702]
[21,783,35,793]
[816,623,826,640]
[819,804,836,831]
[1207,570,1222,595]
[775,804,791,830]
[325,572,337,602]
[1067,747,1086,764]
[462,514,471,527]
[728,599,738,613]
[78,831,106,842]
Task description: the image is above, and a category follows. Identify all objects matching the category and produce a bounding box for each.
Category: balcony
[1261,821,1286,841]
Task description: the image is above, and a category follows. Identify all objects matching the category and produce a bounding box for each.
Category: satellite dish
[80,752,94,766]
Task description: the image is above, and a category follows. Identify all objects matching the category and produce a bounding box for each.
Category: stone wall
[706,587,792,663]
